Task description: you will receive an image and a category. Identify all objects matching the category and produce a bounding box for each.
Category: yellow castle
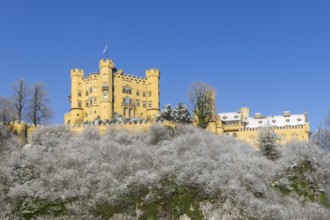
[63,57,310,146]
[64,58,160,126]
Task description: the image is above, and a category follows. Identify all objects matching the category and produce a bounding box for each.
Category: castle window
[272,120,276,123]
[123,97,132,104]
[103,73,107,78]
[148,102,152,108]
[93,87,97,93]
[78,91,82,97]
[78,101,82,108]
[94,97,97,104]
[234,115,239,119]
[94,110,96,114]
[85,101,88,107]
[85,113,88,117]
[89,98,93,105]
[103,92,108,101]
[143,101,146,108]
[85,91,89,96]
[89,87,92,93]
[136,90,140,96]
[136,100,140,107]
[286,119,290,122]
[143,91,146,97]
[258,121,263,124]
[297,118,302,122]
[148,91,152,97]
[123,87,132,94]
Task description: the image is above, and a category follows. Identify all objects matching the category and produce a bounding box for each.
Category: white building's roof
[245,114,307,128]
[219,110,307,128]
[218,112,240,122]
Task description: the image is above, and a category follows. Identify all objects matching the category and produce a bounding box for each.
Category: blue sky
[0,0,329,131]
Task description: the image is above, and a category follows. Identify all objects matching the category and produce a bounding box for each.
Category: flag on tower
[103,45,108,54]
[103,45,109,58]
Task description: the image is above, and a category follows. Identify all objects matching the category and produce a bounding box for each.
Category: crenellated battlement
[99,58,114,69]
[146,69,160,78]
[70,69,84,78]
[120,72,146,81]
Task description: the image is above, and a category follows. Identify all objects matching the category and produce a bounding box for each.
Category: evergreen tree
[171,103,193,124]
[157,104,173,121]
[157,103,193,124]
[257,127,280,160]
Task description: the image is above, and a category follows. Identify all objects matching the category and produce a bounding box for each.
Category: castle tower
[70,69,84,125]
[99,59,114,121]
[146,69,160,120]
[240,107,250,120]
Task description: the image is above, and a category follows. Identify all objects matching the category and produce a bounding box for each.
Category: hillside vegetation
[0,124,330,219]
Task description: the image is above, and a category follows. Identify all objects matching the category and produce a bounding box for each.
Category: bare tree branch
[0,96,16,123]
[27,81,54,125]
[11,78,28,122]
[188,81,216,128]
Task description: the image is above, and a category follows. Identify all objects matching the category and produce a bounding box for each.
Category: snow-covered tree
[171,103,193,124]
[157,104,173,121]
[311,111,330,152]
[1,125,330,219]
[257,127,280,160]
[157,103,192,124]
[0,96,16,123]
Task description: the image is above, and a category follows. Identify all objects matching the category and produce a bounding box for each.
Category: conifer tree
[257,127,280,160]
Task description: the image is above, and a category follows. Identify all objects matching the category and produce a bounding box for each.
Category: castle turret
[146,69,160,120]
[99,59,114,121]
[70,69,84,125]
[240,107,250,120]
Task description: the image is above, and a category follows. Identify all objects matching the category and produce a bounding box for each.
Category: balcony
[121,102,135,107]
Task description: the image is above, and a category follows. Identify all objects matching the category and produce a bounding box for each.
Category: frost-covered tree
[157,103,192,124]
[1,125,330,219]
[11,78,28,122]
[257,127,280,160]
[26,81,53,125]
[311,111,330,152]
[0,96,16,123]
[171,103,192,124]
[157,104,173,121]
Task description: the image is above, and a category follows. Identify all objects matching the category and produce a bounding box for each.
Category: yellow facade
[209,107,310,146]
[64,58,160,126]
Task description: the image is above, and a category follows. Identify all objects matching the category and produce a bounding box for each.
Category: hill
[0,124,330,219]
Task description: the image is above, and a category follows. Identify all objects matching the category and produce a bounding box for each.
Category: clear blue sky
[0,0,329,131]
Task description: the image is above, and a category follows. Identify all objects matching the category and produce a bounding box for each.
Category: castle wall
[69,121,175,135]
[238,124,310,147]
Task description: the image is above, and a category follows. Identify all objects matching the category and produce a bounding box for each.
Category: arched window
[123,96,132,104]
